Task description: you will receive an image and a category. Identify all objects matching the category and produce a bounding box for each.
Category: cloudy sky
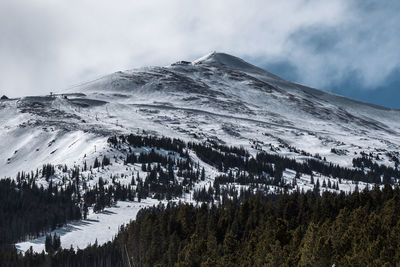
[1,0,399,108]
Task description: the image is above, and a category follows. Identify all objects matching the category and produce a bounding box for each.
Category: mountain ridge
[67,51,400,112]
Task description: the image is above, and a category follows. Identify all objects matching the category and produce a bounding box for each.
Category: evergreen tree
[93,158,100,169]
[45,234,52,254]
[53,233,61,251]
[201,167,206,181]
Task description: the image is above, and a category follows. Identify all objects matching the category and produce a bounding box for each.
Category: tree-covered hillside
[2,185,400,266]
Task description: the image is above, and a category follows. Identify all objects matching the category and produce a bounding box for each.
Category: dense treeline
[353,155,400,183]
[3,185,400,266]
[109,134,186,155]
[0,179,81,249]
[0,241,124,267]
[206,138,249,157]
[119,186,400,266]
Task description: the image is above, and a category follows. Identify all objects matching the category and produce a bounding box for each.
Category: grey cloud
[281,0,400,90]
[0,0,398,97]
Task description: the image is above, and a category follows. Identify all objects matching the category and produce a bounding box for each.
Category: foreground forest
[2,185,400,266]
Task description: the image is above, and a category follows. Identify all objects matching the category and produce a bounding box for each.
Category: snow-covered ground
[1,52,399,180]
[16,199,161,254]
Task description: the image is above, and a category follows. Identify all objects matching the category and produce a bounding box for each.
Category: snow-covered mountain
[1,52,399,178]
[4,52,400,253]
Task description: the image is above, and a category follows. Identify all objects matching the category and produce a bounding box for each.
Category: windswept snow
[1,52,398,180]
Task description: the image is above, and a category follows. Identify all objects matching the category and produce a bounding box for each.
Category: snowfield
[16,199,161,254]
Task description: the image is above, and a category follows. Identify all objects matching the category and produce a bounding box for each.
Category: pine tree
[83,203,89,219]
[45,234,52,253]
[53,233,61,251]
[201,167,206,181]
[93,158,100,169]
[314,179,320,195]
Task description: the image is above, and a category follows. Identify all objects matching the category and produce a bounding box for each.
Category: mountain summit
[192,52,283,80]
[193,52,261,70]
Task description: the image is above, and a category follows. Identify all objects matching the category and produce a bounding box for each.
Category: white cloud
[0,0,398,97]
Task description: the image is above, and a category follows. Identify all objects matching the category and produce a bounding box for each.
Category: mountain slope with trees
[2,185,400,266]
[0,52,400,265]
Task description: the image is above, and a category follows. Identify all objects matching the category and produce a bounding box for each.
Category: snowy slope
[1,52,399,178]
[16,200,161,253]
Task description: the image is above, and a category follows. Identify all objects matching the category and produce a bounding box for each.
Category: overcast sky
[0,0,399,107]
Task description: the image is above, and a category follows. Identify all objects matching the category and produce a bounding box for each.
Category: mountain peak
[192,52,282,80]
[193,52,253,69]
